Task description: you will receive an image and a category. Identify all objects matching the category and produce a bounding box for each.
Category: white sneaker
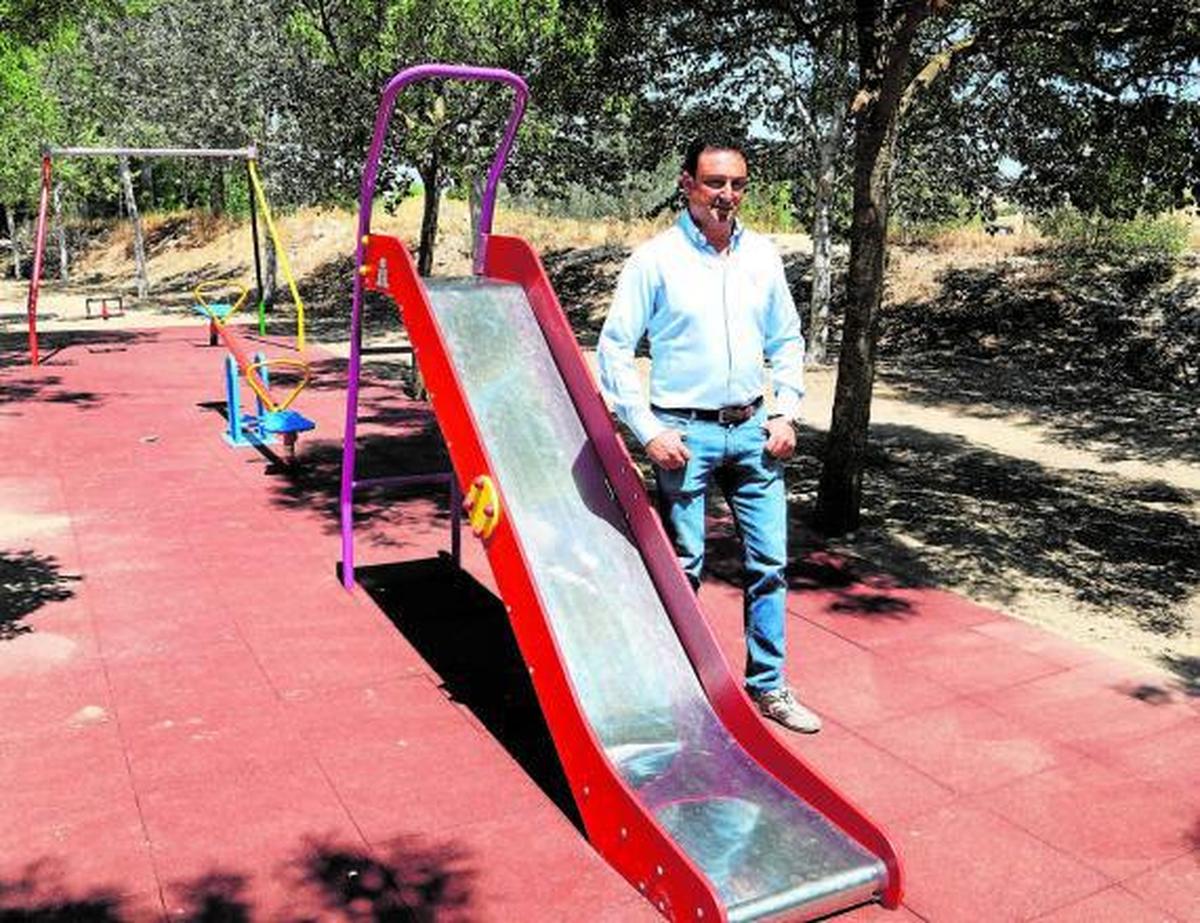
[751,687,823,734]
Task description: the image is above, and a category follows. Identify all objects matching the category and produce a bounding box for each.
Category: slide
[356,229,902,921]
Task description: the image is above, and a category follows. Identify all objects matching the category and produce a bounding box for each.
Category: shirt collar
[678,210,744,255]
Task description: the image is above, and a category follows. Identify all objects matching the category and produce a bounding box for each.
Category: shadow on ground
[0,330,159,410]
[0,834,474,921]
[0,551,78,641]
[268,418,452,546]
[292,835,474,920]
[879,255,1200,465]
[696,419,1197,661]
[357,556,581,829]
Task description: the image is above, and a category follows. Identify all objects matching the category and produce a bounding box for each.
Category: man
[597,138,820,734]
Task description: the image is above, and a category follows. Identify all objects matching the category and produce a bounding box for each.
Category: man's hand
[764,416,797,460]
[646,430,691,470]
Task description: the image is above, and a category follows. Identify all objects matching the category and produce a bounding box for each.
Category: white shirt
[597,212,805,446]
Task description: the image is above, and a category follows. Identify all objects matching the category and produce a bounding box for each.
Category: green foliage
[509,163,664,221]
[0,40,59,205]
[890,196,983,242]
[1037,208,1190,265]
[738,180,798,233]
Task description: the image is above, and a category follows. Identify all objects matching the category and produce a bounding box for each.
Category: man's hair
[682,138,748,177]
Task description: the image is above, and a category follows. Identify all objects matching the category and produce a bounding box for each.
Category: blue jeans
[652,406,788,695]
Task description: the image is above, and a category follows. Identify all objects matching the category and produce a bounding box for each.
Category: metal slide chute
[342,64,902,922]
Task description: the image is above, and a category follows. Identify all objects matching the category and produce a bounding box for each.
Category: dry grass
[883,222,1049,306]
[924,221,1043,255]
[60,201,1198,313]
[1185,209,1200,251]
[77,198,666,285]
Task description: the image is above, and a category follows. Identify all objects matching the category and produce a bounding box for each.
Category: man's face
[682,148,749,232]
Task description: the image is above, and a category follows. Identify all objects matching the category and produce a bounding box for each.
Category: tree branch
[899,33,978,118]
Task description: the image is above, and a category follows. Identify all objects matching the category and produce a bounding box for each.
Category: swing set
[23,143,316,459]
[22,144,305,363]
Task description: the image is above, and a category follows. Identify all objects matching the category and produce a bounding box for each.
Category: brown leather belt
[651,395,763,426]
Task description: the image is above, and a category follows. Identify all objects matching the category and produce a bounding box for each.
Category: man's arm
[763,252,805,421]
[762,252,805,459]
[597,253,668,447]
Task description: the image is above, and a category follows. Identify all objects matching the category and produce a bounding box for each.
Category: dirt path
[799,365,1199,679]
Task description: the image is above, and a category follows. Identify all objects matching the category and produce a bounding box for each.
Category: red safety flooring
[1,325,1197,922]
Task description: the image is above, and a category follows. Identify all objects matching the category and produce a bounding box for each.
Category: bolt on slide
[341,64,902,922]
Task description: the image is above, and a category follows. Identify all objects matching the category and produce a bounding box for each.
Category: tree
[276,0,613,273]
[816,1,937,533]
[817,0,1200,533]
[0,43,55,277]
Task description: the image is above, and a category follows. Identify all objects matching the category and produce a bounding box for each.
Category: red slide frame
[361,230,902,920]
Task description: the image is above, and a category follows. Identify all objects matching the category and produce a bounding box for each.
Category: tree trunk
[209,164,225,216]
[263,237,277,308]
[417,156,441,277]
[817,121,894,533]
[467,172,485,269]
[808,146,836,364]
[6,207,18,280]
[816,2,925,534]
[807,94,846,366]
[118,155,149,298]
[144,160,156,209]
[52,183,69,283]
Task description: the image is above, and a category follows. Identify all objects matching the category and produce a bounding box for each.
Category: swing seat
[193,300,237,321]
[260,408,315,435]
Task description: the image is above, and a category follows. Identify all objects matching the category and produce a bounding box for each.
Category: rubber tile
[0,883,163,923]
[784,719,955,827]
[0,649,113,741]
[157,852,355,923]
[1123,851,1200,922]
[102,636,267,713]
[791,615,875,667]
[973,661,1197,757]
[0,611,97,673]
[138,752,362,887]
[120,685,306,793]
[0,477,69,514]
[237,615,430,695]
[230,593,382,636]
[293,681,550,844]
[1107,716,1200,789]
[793,646,959,730]
[796,585,996,649]
[0,718,134,831]
[969,618,1108,669]
[0,802,157,903]
[0,529,78,568]
[870,628,1067,696]
[371,812,660,922]
[93,610,243,662]
[893,803,1110,922]
[861,698,1074,796]
[1031,885,1180,922]
[324,720,552,844]
[977,753,1199,881]
[837,902,926,921]
[701,580,870,668]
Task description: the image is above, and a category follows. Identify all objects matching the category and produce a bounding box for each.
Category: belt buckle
[718,405,744,425]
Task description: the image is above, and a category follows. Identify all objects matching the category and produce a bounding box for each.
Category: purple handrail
[341,63,529,589]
